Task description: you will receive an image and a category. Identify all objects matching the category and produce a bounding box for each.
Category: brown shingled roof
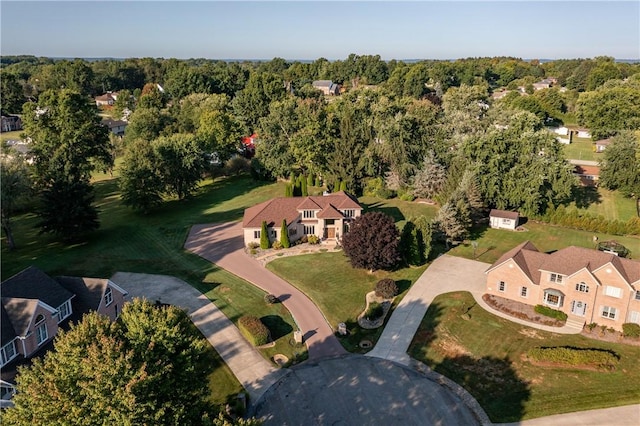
[489,209,519,220]
[243,193,362,229]
[487,240,539,272]
[317,204,344,219]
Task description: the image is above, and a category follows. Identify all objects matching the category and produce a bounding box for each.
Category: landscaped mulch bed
[482,294,565,327]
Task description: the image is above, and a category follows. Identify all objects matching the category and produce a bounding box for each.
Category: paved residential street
[185,222,346,360]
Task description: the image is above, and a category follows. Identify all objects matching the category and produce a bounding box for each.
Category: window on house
[604,286,622,298]
[575,283,589,293]
[57,300,71,323]
[629,311,640,324]
[498,281,506,292]
[601,306,617,319]
[543,291,564,307]
[303,225,315,235]
[0,341,17,367]
[501,218,511,224]
[550,273,563,283]
[254,230,260,239]
[520,287,528,297]
[35,314,48,346]
[289,228,297,236]
[344,209,355,218]
[635,291,640,301]
[104,287,113,306]
[303,210,314,218]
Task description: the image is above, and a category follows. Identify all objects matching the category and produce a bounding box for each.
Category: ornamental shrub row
[534,305,568,321]
[527,346,619,369]
[238,315,270,346]
[537,204,640,236]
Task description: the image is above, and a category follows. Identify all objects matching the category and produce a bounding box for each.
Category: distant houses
[312,80,341,96]
[95,92,118,107]
[101,118,128,136]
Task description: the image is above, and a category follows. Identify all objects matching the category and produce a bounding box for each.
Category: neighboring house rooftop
[312,80,333,88]
[243,191,361,228]
[489,209,519,220]
[1,266,74,314]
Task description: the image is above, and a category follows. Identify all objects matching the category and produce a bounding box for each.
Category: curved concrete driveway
[185,222,346,360]
[109,272,285,404]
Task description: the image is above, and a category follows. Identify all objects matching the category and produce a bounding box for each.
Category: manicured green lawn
[1,130,23,142]
[408,292,640,423]
[449,221,640,263]
[1,174,288,404]
[563,136,597,161]
[195,268,307,365]
[567,188,638,222]
[266,252,427,352]
[359,196,439,229]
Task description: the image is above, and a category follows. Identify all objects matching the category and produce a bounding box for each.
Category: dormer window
[104,287,113,306]
[344,209,355,218]
[35,314,48,345]
[550,273,563,284]
[303,210,314,219]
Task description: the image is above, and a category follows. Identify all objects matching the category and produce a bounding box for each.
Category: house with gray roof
[1,267,127,407]
[312,80,341,96]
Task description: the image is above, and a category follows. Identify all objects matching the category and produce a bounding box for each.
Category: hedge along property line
[534,305,568,321]
[239,315,270,346]
[526,346,619,370]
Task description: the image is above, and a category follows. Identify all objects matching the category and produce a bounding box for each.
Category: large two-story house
[1,267,128,406]
[242,191,362,247]
[485,241,640,331]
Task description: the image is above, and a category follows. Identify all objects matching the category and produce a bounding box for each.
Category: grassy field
[563,136,598,161]
[408,292,640,422]
[266,252,427,352]
[567,187,638,222]
[359,196,439,229]
[1,174,288,403]
[1,130,23,142]
[196,268,308,365]
[449,221,640,263]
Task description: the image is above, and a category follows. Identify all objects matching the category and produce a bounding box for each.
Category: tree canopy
[3,299,217,426]
[342,212,400,271]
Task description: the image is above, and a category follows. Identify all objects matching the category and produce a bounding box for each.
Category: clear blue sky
[1,1,638,60]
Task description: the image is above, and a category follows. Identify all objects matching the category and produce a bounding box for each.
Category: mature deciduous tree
[153,133,206,200]
[3,299,217,426]
[232,72,286,131]
[342,212,400,271]
[0,71,25,113]
[576,76,640,139]
[119,139,164,213]
[599,131,640,204]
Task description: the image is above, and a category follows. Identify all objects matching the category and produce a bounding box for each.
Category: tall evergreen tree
[280,219,291,248]
[260,220,270,249]
[21,89,112,241]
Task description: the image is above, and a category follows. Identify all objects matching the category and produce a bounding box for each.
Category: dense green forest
[2,54,639,243]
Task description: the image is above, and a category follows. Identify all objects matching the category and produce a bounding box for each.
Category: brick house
[485,241,640,331]
[1,267,127,406]
[242,191,362,247]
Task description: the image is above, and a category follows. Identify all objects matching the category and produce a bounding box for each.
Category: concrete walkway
[110,272,286,404]
[184,222,346,360]
[498,404,640,426]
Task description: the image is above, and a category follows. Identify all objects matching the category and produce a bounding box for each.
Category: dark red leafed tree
[342,212,400,271]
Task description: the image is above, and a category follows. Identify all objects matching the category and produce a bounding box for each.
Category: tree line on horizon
[1,54,638,245]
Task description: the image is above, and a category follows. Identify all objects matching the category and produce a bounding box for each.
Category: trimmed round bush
[375,278,398,299]
[238,315,270,346]
[264,294,279,304]
[622,323,640,338]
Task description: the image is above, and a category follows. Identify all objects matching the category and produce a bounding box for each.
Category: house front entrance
[326,227,335,239]
[571,300,587,316]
